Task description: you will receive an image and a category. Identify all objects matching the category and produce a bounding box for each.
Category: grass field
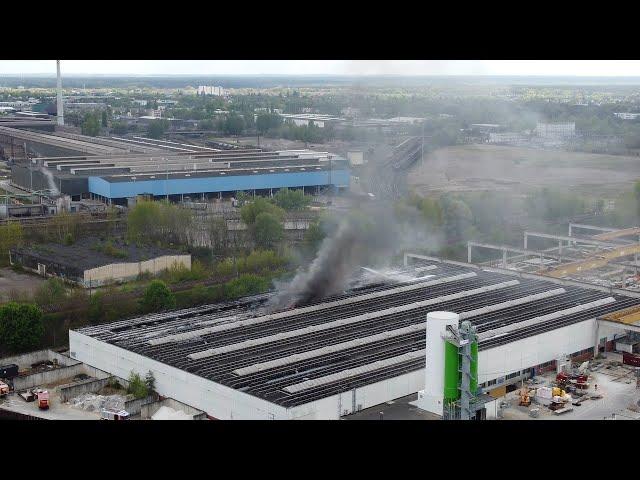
[408,144,640,197]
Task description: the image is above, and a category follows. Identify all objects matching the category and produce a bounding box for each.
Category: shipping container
[0,364,19,379]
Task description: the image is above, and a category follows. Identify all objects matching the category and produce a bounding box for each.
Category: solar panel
[187,280,518,360]
[283,349,426,394]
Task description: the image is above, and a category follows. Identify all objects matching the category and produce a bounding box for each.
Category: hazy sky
[2,60,640,76]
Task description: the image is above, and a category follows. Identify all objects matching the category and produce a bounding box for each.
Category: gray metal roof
[74,261,640,408]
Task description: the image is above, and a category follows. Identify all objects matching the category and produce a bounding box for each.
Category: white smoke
[39,167,60,196]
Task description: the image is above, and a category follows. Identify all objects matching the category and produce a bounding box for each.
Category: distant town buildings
[614,112,640,120]
[488,132,529,145]
[279,113,343,128]
[65,102,108,111]
[197,86,227,96]
[536,122,576,139]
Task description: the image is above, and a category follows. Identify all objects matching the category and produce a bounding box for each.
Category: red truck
[37,390,50,410]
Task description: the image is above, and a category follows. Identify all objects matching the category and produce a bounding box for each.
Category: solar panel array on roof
[74,260,640,408]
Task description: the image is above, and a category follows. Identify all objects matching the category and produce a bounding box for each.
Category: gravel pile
[69,393,126,412]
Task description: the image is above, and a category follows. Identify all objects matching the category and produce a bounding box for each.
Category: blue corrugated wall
[88,170,351,199]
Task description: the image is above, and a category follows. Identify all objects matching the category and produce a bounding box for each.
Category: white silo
[413,311,459,416]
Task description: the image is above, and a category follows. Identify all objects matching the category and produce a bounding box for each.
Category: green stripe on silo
[444,340,459,402]
[470,341,478,394]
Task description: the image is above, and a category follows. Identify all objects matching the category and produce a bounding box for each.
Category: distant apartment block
[198,86,226,96]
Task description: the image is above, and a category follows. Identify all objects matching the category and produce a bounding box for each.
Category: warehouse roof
[73,261,640,408]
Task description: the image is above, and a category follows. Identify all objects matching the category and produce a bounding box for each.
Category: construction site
[467,223,640,290]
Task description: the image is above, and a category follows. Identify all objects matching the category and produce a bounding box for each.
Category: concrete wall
[0,350,113,392]
[12,363,84,391]
[141,397,207,420]
[0,349,77,370]
[124,394,157,416]
[1,349,84,391]
[69,330,290,420]
[83,255,191,287]
[58,375,113,402]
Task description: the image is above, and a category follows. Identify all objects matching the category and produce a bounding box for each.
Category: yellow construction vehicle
[518,387,531,407]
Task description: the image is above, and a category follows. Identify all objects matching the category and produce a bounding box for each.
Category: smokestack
[56,60,64,127]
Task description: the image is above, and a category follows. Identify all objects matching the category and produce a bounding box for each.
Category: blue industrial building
[88,169,350,201]
[12,145,350,204]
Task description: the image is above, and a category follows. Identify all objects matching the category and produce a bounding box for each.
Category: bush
[127,371,149,399]
[272,188,311,210]
[224,274,270,300]
[0,302,44,353]
[141,280,176,313]
[214,258,236,278]
[107,377,122,390]
[160,260,208,284]
[33,278,67,307]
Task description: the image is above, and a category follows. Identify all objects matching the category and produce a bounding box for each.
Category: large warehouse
[2,126,350,204]
[69,257,640,419]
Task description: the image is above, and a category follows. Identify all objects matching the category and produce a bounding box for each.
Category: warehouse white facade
[68,260,639,420]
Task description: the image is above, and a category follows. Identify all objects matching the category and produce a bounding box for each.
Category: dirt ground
[0,267,45,300]
[408,144,640,197]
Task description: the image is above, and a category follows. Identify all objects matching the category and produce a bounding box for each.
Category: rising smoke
[39,167,60,196]
[267,202,443,311]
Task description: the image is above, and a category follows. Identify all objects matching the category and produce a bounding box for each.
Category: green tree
[101,109,108,127]
[253,212,283,248]
[141,280,176,313]
[207,216,228,252]
[127,200,163,244]
[240,197,284,225]
[0,221,23,266]
[224,114,244,136]
[111,121,128,135]
[81,112,101,136]
[256,113,282,135]
[127,371,149,399]
[147,119,169,139]
[0,302,44,353]
[304,221,326,253]
[272,188,311,210]
[144,370,156,392]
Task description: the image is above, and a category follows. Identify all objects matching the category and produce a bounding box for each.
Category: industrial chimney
[56,60,64,127]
